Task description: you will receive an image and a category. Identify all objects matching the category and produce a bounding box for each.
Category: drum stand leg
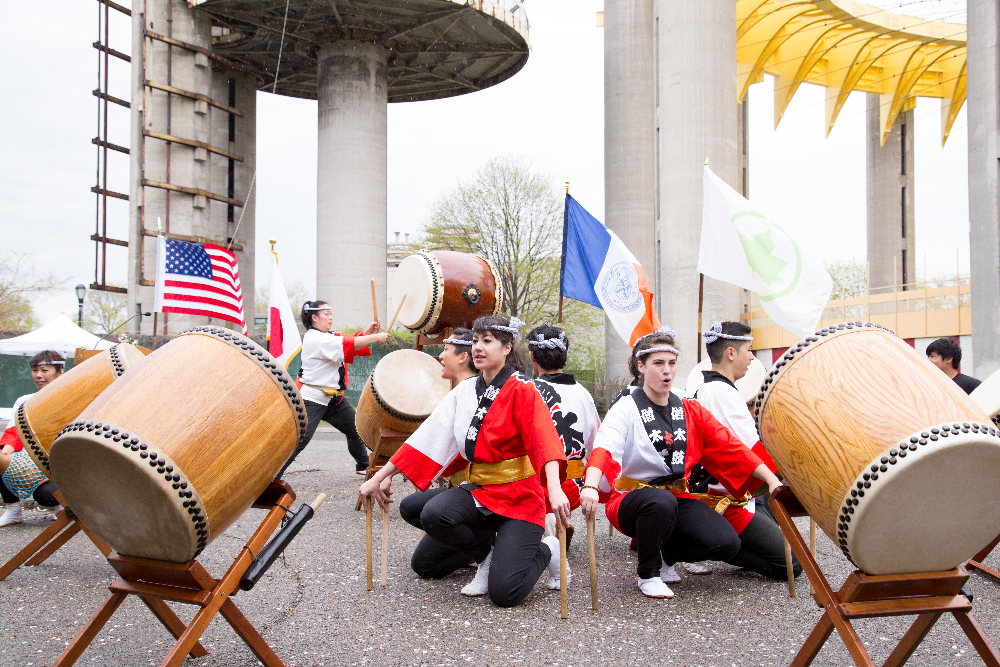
[355,428,408,512]
[51,481,296,667]
[769,487,1000,667]
[0,491,112,581]
[966,532,1000,582]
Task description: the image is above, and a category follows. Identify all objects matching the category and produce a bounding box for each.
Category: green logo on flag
[731,211,801,302]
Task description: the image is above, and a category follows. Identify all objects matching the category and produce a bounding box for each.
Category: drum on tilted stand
[47,327,305,564]
[963,370,1000,581]
[391,250,504,336]
[16,344,146,476]
[755,322,1000,575]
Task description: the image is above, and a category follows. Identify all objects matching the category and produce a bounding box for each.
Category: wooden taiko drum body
[356,349,453,456]
[47,327,305,564]
[970,370,1000,426]
[16,343,146,476]
[391,251,503,335]
[755,322,1000,575]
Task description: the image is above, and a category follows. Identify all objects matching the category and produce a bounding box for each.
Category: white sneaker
[660,562,681,583]
[542,535,571,590]
[50,504,63,521]
[543,512,556,538]
[461,550,492,596]
[0,504,23,527]
[638,576,674,599]
[682,561,712,575]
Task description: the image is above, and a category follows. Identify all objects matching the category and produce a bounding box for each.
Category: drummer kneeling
[578,329,782,599]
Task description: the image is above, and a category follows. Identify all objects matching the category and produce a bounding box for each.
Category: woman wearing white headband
[359,314,570,606]
[578,329,782,598]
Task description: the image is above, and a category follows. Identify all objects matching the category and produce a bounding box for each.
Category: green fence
[0,355,77,409]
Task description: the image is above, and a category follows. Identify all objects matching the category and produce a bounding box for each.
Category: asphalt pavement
[1,428,998,667]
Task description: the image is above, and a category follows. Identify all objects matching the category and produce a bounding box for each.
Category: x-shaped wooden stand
[769,487,1000,667]
[52,480,296,667]
[0,490,112,581]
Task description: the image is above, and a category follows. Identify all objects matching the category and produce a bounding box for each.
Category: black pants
[399,487,475,579]
[1,479,58,508]
[420,487,550,607]
[725,507,802,580]
[616,488,741,579]
[277,396,368,478]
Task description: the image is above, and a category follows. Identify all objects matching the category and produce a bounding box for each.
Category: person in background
[0,351,66,526]
[926,337,981,395]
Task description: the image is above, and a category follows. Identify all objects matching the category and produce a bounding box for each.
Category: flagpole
[270,237,278,263]
[558,175,569,326]
[698,155,709,362]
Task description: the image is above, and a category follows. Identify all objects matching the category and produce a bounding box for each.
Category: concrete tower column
[968,0,1000,377]
[316,42,388,328]
[866,94,915,294]
[656,0,741,378]
[604,0,655,385]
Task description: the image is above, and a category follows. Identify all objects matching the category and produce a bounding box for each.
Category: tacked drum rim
[837,420,1000,571]
[479,254,505,316]
[176,327,307,445]
[15,402,48,475]
[753,322,897,432]
[368,377,431,424]
[409,251,445,334]
[106,343,129,378]
[53,418,208,559]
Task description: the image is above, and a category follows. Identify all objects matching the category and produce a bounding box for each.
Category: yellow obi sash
[303,384,344,397]
[566,459,585,480]
[614,475,750,514]
[465,455,536,486]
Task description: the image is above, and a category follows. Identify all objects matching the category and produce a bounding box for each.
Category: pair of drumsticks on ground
[361,279,598,617]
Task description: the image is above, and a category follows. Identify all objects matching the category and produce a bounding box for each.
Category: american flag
[154,235,247,333]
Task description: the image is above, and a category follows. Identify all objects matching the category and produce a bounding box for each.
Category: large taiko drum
[16,343,146,476]
[47,327,305,563]
[355,349,453,456]
[391,250,504,335]
[755,322,1000,575]
[686,356,767,405]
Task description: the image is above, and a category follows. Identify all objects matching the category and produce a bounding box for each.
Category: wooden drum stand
[966,534,1000,582]
[0,490,112,581]
[769,487,1000,667]
[52,481,297,667]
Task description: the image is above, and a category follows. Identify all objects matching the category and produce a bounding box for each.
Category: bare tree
[84,285,128,334]
[421,156,563,320]
[0,251,61,330]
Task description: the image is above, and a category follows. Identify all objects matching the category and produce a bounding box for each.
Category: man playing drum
[692,321,801,581]
[359,315,570,607]
[526,326,600,554]
[276,301,389,478]
[578,328,782,598]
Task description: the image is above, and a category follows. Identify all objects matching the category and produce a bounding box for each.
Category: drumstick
[311,493,327,511]
[784,538,796,598]
[609,522,613,537]
[370,278,378,323]
[386,293,407,331]
[380,507,389,587]
[587,518,598,611]
[809,518,817,595]
[559,527,568,619]
[366,506,373,591]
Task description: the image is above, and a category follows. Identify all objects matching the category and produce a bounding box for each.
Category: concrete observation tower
[127,0,529,334]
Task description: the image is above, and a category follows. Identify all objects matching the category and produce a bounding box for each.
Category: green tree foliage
[0,251,60,331]
[83,285,127,334]
[254,280,311,335]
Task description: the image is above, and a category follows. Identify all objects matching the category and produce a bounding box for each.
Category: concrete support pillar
[866,94,915,294]
[316,42,388,329]
[968,0,1000,377]
[604,0,655,385]
[656,0,741,378]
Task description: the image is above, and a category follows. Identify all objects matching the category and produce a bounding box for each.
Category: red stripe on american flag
[163,292,243,315]
[161,306,246,327]
[165,279,242,302]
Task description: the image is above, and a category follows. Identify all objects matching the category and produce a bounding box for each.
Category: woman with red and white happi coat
[578,328,783,599]
[359,315,570,607]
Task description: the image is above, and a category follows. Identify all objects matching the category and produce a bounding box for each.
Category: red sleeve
[340,334,358,364]
[517,382,566,490]
[351,331,372,358]
[389,443,442,492]
[586,448,620,490]
[685,399,763,497]
[1,427,23,452]
[440,454,467,478]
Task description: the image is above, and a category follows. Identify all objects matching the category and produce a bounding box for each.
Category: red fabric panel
[389,443,442,492]
[0,427,23,453]
[771,347,789,365]
[268,306,283,358]
[723,505,754,534]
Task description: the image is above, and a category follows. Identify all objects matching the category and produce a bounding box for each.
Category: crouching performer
[578,328,782,599]
[359,315,570,607]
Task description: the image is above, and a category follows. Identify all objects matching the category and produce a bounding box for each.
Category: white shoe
[682,561,712,575]
[543,512,556,538]
[50,504,63,521]
[542,535,571,590]
[660,562,681,583]
[461,550,492,596]
[638,576,674,599]
[0,504,23,527]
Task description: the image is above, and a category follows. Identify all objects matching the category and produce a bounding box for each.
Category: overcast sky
[0,0,970,324]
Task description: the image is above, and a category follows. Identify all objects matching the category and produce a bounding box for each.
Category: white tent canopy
[0,314,115,358]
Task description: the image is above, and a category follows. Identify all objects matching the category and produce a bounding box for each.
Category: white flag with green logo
[699,165,832,338]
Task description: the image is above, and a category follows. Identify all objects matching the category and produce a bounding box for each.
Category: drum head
[371,349,452,418]
[685,357,766,403]
[971,369,1000,424]
[391,254,439,331]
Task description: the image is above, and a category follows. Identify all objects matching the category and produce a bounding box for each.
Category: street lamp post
[75,284,86,329]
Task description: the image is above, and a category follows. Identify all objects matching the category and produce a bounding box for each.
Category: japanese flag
[267,254,302,369]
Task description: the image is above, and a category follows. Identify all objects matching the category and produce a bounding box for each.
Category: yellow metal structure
[737,0,966,146]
